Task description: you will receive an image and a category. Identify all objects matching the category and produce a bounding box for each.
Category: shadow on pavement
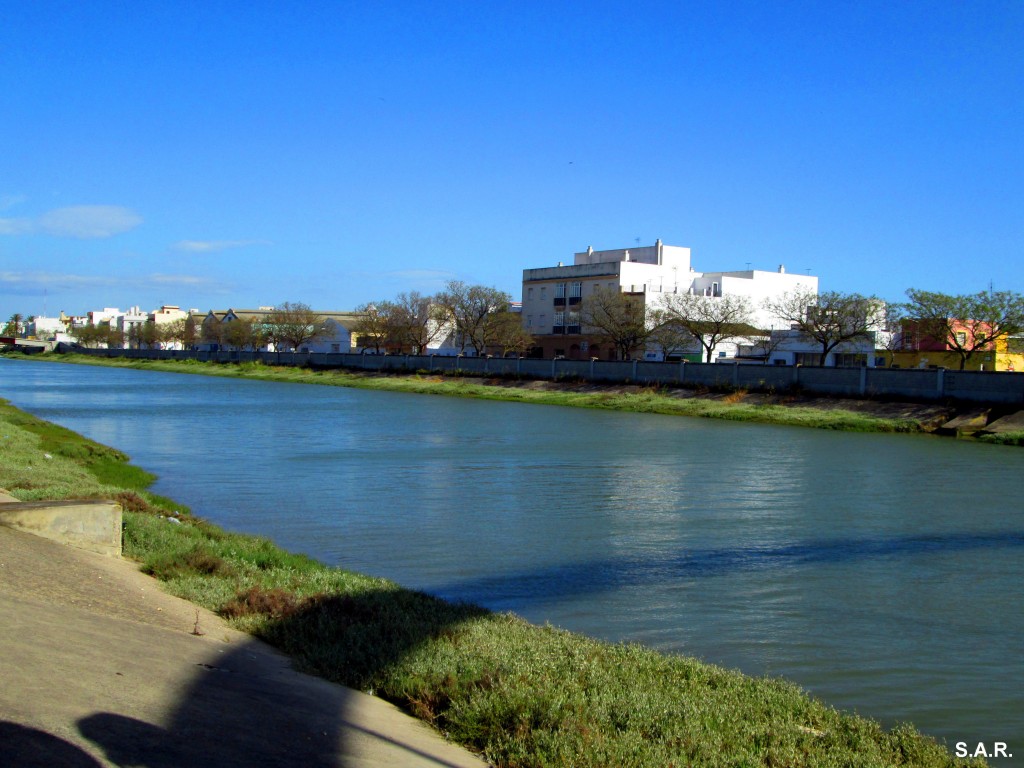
[73,588,488,768]
[0,723,103,768]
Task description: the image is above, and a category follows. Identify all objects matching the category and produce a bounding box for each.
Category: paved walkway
[0,524,489,767]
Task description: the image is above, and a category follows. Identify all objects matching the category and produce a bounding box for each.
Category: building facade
[521,240,819,360]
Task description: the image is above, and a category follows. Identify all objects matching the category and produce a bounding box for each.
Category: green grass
[975,430,1024,446]
[10,352,926,434]
[0,397,982,767]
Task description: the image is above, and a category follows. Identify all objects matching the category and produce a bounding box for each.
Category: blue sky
[2,1,1021,318]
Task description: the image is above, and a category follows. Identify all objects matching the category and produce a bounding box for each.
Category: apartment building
[521,240,819,360]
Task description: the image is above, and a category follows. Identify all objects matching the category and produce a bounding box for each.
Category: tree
[877,302,907,368]
[392,292,447,354]
[435,280,512,355]
[352,302,400,354]
[904,288,1024,370]
[201,315,225,349]
[647,309,699,361]
[222,318,267,351]
[265,302,326,351]
[161,317,197,350]
[128,321,161,349]
[74,323,121,348]
[182,315,198,349]
[763,289,882,366]
[577,289,652,360]
[659,293,755,362]
[745,329,791,365]
[3,313,23,337]
[487,310,534,357]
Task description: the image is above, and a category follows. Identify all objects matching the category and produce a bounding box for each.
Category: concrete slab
[981,410,1024,434]
[938,409,991,436]
[0,525,489,768]
[0,499,122,557]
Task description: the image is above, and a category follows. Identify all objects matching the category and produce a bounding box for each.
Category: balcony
[553,297,566,307]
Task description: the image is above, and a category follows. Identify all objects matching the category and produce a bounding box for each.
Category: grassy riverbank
[0,397,981,767]
[10,352,941,434]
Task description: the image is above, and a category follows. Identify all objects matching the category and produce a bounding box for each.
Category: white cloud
[173,239,270,253]
[37,206,142,238]
[0,217,32,235]
[0,194,28,212]
[0,271,221,295]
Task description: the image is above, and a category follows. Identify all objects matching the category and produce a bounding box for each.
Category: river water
[2,358,1021,754]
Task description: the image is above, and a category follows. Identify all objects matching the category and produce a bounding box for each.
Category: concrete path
[0,524,490,768]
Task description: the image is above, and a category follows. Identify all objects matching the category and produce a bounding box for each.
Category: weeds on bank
[0,398,981,767]
[976,430,1024,446]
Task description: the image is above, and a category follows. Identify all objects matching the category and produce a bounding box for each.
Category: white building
[25,315,66,339]
[118,307,148,345]
[521,240,819,360]
[689,267,818,331]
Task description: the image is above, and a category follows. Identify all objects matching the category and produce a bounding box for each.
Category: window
[554,282,566,306]
[568,282,582,305]
[567,311,580,332]
[955,331,967,346]
[540,287,547,299]
[527,287,534,300]
[553,311,565,328]
[526,315,533,328]
[834,353,867,368]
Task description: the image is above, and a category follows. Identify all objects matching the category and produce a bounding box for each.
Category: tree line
[577,287,1024,369]
[7,285,1024,370]
[353,280,533,357]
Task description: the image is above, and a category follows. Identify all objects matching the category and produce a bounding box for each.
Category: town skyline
[3,2,1022,319]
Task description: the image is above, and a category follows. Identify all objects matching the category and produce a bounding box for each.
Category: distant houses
[8,238,1023,371]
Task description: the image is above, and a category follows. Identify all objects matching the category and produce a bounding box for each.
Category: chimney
[778,264,786,273]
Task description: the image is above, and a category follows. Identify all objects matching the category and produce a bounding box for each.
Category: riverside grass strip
[0,398,981,767]
[11,352,925,434]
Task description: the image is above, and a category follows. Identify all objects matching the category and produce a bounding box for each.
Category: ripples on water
[2,359,1022,755]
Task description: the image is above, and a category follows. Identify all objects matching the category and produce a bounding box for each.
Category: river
[2,358,1021,756]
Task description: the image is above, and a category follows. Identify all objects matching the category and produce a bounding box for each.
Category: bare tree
[763,289,882,366]
[577,289,651,360]
[659,293,755,362]
[744,329,790,365]
[877,302,907,368]
[904,288,1024,370]
[647,309,699,361]
[265,302,326,351]
[435,280,512,355]
[393,291,447,354]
